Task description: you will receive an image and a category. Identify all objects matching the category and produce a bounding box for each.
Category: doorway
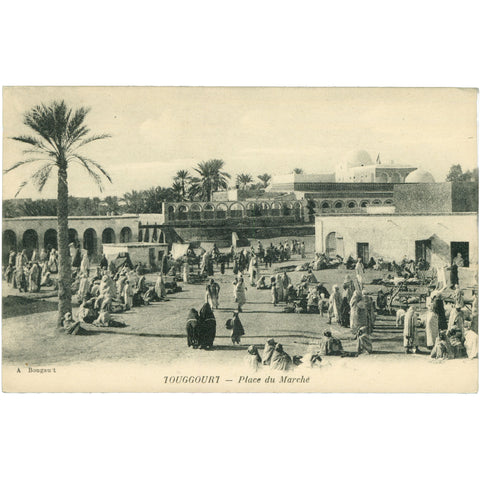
[415,240,432,264]
[356,243,369,264]
[450,242,469,267]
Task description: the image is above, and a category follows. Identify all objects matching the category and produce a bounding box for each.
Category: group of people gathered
[3,248,58,293]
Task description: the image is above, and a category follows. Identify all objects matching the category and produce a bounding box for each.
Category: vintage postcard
[2,86,478,392]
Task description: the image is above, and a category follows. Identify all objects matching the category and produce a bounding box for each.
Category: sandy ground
[2,235,478,392]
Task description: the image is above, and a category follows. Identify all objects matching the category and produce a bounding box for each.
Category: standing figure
[28,262,40,293]
[448,304,465,341]
[234,276,247,312]
[425,293,439,349]
[350,290,368,335]
[230,311,245,344]
[155,272,167,301]
[122,280,133,310]
[432,292,448,331]
[80,252,90,276]
[404,305,420,354]
[328,285,342,325]
[197,303,216,349]
[248,254,259,286]
[263,338,276,365]
[355,258,365,290]
[186,308,200,348]
[205,278,220,309]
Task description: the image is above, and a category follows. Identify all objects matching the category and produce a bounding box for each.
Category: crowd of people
[3,248,58,293]
[3,237,477,363]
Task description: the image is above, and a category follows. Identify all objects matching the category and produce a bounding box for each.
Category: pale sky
[2,87,477,200]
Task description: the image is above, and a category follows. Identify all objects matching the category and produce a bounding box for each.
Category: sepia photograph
[2,86,478,392]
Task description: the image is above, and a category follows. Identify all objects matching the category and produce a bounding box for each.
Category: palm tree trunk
[57,165,72,328]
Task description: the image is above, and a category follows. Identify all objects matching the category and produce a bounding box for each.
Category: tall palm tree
[190,159,231,201]
[5,100,111,328]
[257,173,271,189]
[292,168,304,174]
[236,173,253,190]
[173,169,191,200]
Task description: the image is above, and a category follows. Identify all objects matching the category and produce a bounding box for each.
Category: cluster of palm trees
[171,166,273,200]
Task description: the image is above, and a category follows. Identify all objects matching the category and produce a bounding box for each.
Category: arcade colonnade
[164,200,306,222]
[2,215,139,261]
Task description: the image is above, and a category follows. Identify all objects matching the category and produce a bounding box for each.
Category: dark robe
[340,295,351,327]
[198,303,216,348]
[231,313,245,344]
[72,248,82,268]
[450,264,459,287]
[100,256,108,269]
[432,297,448,331]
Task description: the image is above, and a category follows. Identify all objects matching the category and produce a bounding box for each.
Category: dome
[405,169,435,183]
[345,150,373,168]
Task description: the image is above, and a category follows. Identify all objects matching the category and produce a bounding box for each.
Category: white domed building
[405,169,436,183]
[335,150,417,183]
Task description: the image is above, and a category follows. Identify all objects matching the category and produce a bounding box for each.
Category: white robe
[465,330,478,359]
[425,310,439,347]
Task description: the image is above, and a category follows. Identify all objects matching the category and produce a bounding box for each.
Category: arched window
[178,205,188,221]
[260,202,270,216]
[384,199,393,205]
[3,230,17,261]
[246,202,256,217]
[360,200,369,208]
[390,172,401,183]
[102,228,116,244]
[203,204,214,220]
[216,204,227,219]
[68,228,79,246]
[44,229,58,251]
[321,201,331,209]
[120,227,132,243]
[372,199,382,205]
[334,201,344,209]
[229,203,244,218]
[271,202,281,216]
[347,201,357,209]
[282,202,293,216]
[22,229,39,257]
[190,204,202,221]
[167,205,175,221]
[377,172,388,183]
[83,228,98,255]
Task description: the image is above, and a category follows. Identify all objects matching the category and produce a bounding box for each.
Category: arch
[188,203,201,221]
[22,229,39,257]
[229,202,244,218]
[333,200,344,209]
[102,228,116,244]
[390,172,401,183]
[44,229,58,251]
[216,203,228,219]
[347,200,357,209]
[372,199,382,206]
[203,203,214,220]
[246,202,256,217]
[384,199,394,205]
[271,201,281,216]
[360,200,370,208]
[120,226,133,243]
[377,172,388,183]
[68,228,79,246]
[282,202,293,216]
[259,201,270,216]
[83,228,98,256]
[138,230,144,242]
[3,230,17,261]
[177,205,189,221]
[321,201,331,209]
[167,205,175,221]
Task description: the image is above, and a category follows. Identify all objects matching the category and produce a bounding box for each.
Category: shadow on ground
[2,296,58,319]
